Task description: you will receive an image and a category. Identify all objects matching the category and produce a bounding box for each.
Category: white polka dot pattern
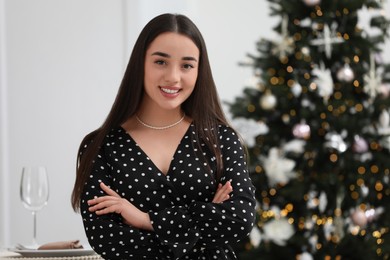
[80,124,256,259]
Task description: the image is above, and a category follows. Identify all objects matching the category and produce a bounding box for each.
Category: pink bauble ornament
[303,0,321,6]
[337,64,355,82]
[292,122,311,139]
[379,83,390,98]
[351,209,367,227]
[352,135,369,153]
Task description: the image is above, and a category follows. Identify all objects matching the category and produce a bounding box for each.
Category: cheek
[186,72,198,88]
[144,68,160,87]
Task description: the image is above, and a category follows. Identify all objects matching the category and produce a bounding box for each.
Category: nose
[164,66,180,84]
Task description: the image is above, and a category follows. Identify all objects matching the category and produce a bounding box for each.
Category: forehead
[146,32,199,57]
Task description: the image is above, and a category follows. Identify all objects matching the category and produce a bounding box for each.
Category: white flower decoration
[249,227,262,247]
[271,15,295,59]
[380,136,390,150]
[357,5,383,37]
[231,117,269,147]
[377,109,390,135]
[282,139,306,154]
[312,63,334,102]
[363,53,382,100]
[261,147,296,186]
[324,131,348,153]
[318,192,328,213]
[310,23,344,59]
[263,217,294,246]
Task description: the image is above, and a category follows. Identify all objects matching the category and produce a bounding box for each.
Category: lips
[159,86,182,98]
[160,87,180,94]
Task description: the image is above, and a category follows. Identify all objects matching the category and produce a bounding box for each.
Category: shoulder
[100,126,129,148]
[105,126,127,138]
[191,122,241,140]
[216,124,240,141]
[216,123,236,133]
[217,124,246,157]
[80,126,126,151]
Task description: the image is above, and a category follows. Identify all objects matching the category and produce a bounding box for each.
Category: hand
[212,180,233,203]
[87,182,153,231]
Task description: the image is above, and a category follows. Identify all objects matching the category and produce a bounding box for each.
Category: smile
[160,87,180,94]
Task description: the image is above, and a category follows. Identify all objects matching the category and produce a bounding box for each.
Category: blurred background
[1,0,389,258]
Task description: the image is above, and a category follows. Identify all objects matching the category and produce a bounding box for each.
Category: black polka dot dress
[80,124,256,259]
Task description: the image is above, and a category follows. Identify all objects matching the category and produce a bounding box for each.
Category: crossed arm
[87,181,233,231]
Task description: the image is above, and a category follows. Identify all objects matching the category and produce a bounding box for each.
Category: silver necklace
[135,113,185,130]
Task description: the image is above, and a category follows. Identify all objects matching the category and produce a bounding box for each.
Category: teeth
[161,88,179,94]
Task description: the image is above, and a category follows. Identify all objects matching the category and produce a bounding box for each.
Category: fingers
[95,204,120,215]
[99,182,120,197]
[88,196,119,212]
[212,180,233,203]
[87,182,121,212]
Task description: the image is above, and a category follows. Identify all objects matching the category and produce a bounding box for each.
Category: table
[0,251,103,260]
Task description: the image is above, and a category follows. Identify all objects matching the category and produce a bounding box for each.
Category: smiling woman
[0,0,276,249]
[71,13,256,259]
[142,32,199,114]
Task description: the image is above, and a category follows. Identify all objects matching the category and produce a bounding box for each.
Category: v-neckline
[119,124,193,176]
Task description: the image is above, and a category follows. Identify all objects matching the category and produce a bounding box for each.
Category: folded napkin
[38,240,83,250]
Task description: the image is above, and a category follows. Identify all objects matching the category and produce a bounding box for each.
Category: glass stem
[32,211,38,247]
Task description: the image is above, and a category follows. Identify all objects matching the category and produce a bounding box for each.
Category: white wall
[0,0,272,247]
[1,0,127,247]
[0,0,389,248]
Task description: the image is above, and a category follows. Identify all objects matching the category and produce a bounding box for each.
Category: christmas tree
[227,0,390,259]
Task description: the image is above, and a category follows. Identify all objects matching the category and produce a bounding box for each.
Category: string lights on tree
[227,0,390,259]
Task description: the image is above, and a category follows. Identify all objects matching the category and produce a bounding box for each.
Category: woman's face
[143,32,199,111]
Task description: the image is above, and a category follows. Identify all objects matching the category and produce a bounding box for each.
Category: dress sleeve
[149,126,256,259]
[80,143,158,259]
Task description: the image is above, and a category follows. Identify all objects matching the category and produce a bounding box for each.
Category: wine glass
[20,166,49,248]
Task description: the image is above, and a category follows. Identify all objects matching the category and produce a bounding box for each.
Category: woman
[71,13,256,259]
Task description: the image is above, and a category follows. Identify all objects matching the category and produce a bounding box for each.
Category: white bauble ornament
[365,207,384,222]
[300,252,314,260]
[303,0,321,6]
[260,91,277,110]
[291,82,303,97]
[337,64,355,82]
[301,46,310,56]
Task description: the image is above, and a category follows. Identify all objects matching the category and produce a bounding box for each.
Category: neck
[136,107,183,124]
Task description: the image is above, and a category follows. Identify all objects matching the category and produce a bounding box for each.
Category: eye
[182,63,194,70]
[154,60,166,65]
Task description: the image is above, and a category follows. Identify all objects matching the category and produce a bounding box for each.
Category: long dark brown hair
[71,13,231,211]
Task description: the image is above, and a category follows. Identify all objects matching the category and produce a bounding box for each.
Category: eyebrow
[151,51,198,62]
